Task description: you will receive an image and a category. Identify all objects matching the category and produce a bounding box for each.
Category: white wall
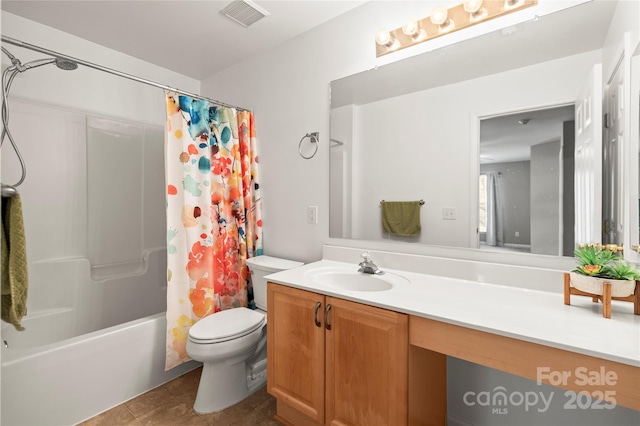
[602,0,640,82]
[447,357,640,426]
[329,105,355,239]
[202,1,452,263]
[1,12,200,125]
[530,139,562,255]
[201,1,640,425]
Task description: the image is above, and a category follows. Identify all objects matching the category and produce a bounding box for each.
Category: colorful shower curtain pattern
[165,93,263,370]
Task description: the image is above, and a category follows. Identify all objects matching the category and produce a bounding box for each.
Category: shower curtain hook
[298,132,319,159]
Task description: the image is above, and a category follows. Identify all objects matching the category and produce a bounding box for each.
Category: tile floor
[79,367,280,426]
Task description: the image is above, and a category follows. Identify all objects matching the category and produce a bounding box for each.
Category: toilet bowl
[186,255,303,414]
[187,308,267,413]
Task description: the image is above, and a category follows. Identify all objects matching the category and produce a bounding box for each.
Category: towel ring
[298,132,319,159]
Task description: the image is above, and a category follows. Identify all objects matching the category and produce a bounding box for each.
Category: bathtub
[1,249,199,425]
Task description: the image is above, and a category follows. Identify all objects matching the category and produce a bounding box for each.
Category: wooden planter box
[564,272,640,319]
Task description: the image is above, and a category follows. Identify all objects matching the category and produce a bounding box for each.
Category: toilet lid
[189,308,265,344]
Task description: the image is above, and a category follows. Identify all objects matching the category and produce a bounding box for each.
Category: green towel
[381,201,422,237]
[2,194,28,331]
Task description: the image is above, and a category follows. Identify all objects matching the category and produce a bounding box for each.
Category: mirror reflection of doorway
[479,105,575,256]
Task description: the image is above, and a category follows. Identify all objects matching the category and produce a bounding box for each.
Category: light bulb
[375,30,399,50]
[375,30,392,46]
[464,0,488,22]
[402,18,427,41]
[429,6,448,25]
[463,0,483,13]
[430,5,455,32]
[402,18,419,37]
[504,0,524,10]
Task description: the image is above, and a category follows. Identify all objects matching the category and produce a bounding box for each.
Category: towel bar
[380,199,425,205]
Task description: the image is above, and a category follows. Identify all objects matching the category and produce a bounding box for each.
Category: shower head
[55,58,78,71]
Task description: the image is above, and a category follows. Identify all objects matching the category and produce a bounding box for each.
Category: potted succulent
[570,245,640,297]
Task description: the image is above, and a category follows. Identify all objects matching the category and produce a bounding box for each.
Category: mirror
[625,42,640,263]
[479,104,576,256]
[329,0,625,259]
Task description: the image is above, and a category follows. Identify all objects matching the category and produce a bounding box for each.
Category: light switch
[307,206,318,224]
[442,207,456,220]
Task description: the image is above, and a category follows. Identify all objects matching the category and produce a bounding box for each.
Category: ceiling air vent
[221,0,270,28]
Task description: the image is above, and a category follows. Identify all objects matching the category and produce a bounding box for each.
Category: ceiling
[1,0,367,80]
[480,105,576,164]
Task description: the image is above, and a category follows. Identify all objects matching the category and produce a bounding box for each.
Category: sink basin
[305,268,409,292]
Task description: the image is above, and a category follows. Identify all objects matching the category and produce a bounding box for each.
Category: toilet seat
[188,308,265,344]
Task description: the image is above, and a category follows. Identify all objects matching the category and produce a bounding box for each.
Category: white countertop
[265,259,640,367]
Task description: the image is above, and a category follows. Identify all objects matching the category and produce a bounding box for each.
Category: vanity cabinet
[267,282,408,426]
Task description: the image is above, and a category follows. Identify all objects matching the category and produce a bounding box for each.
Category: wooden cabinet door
[267,283,326,423]
[325,297,408,426]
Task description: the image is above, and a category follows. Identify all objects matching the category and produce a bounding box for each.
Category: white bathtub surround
[1,249,168,350]
[0,248,198,425]
[0,72,179,426]
[1,313,199,426]
[0,13,203,425]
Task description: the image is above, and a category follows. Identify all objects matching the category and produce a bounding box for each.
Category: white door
[574,63,603,246]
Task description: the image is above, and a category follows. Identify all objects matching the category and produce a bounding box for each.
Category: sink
[305,268,409,292]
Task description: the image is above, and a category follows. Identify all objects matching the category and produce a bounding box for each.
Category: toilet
[186,255,303,414]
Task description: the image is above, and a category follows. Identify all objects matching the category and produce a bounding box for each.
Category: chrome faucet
[358,252,384,275]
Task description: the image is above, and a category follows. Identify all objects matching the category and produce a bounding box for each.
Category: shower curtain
[485,172,504,247]
[164,93,263,370]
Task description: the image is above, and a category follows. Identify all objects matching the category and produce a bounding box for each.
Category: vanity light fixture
[375,0,537,57]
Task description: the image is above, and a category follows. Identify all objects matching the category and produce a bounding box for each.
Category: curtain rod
[1,36,250,112]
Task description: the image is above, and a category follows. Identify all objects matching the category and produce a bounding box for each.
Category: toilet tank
[245,256,303,311]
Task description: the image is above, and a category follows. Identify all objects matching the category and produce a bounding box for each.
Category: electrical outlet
[515,231,520,237]
[442,207,456,220]
[307,206,318,224]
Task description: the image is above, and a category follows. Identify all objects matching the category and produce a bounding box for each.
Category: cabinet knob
[314,302,321,327]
